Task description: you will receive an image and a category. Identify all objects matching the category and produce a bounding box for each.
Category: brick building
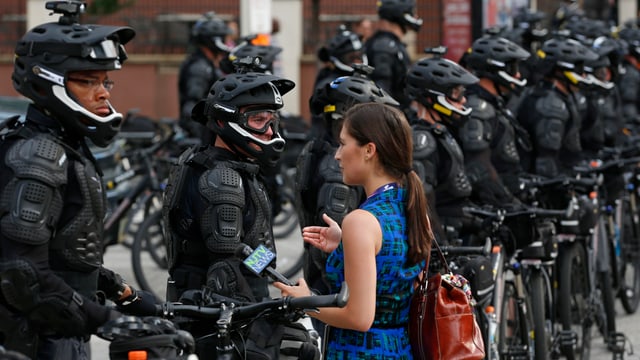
[0,0,627,120]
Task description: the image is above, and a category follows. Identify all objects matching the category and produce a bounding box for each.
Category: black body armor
[365,31,411,109]
[294,139,365,296]
[178,49,223,143]
[163,146,274,302]
[516,80,583,177]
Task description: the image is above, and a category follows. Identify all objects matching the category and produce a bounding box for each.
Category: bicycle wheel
[274,222,305,279]
[498,279,534,360]
[557,242,592,360]
[273,186,300,239]
[620,198,640,313]
[597,269,617,345]
[526,268,549,360]
[131,210,168,302]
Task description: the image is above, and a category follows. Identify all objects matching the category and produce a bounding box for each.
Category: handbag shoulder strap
[428,239,451,274]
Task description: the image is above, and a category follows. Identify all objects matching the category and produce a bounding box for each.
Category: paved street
[91,233,640,360]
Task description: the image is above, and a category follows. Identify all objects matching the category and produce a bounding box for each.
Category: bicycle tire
[527,268,549,360]
[597,269,617,345]
[557,242,592,360]
[620,197,640,313]
[273,188,300,239]
[498,279,534,360]
[131,210,168,302]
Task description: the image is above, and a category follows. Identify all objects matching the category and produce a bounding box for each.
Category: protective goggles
[447,85,466,102]
[238,109,280,134]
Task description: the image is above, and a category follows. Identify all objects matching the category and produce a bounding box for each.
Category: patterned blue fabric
[324,186,423,359]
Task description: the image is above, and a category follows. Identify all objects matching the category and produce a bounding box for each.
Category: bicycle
[155,283,349,359]
[592,150,640,316]
[466,205,567,360]
[520,171,624,359]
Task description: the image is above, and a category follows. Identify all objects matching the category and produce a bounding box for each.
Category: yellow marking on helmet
[537,49,546,59]
[433,103,452,116]
[324,104,336,113]
[563,71,579,85]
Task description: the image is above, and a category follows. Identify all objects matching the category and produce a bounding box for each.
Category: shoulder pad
[199,166,245,207]
[370,36,400,54]
[535,93,569,121]
[459,117,490,151]
[5,134,67,187]
[187,57,214,77]
[295,140,320,193]
[412,129,437,159]
[467,96,497,121]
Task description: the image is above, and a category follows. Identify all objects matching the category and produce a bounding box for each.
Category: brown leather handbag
[409,240,485,360]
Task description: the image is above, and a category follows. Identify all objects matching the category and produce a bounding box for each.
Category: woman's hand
[302,213,342,253]
[273,278,312,298]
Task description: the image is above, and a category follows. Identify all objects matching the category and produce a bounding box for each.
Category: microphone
[235,244,295,286]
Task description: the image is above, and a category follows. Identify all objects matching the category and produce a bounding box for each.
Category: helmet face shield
[90,39,121,60]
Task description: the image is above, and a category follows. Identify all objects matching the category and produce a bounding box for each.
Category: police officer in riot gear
[365,0,422,111]
[178,12,232,145]
[405,48,480,244]
[310,25,368,137]
[585,35,627,148]
[314,25,368,91]
[463,34,531,200]
[616,27,640,130]
[296,64,398,331]
[163,57,296,356]
[0,2,155,358]
[516,36,598,178]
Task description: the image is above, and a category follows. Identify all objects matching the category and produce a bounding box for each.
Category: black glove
[115,287,158,316]
[97,267,127,302]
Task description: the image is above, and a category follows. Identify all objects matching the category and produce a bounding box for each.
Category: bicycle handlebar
[157,282,350,321]
[463,205,568,221]
[519,174,599,190]
[434,242,490,257]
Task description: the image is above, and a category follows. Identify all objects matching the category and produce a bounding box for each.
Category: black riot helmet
[465,34,531,93]
[406,47,479,120]
[537,35,598,88]
[587,35,626,85]
[317,25,368,73]
[564,17,610,45]
[309,64,399,141]
[190,12,232,54]
[227,38,283,74]
[377,0,423,32]
[618,27,640,59]
[12,0,135,147]
[192,57,295,167]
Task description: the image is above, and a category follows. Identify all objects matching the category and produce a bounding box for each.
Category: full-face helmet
[310,64,398,141]
[12,1,135,147]
[537,36,598,88]
[464,34,531,93]
[317,25,368,73]
[406,47,479,120]
[377,0,423,32]
[192,57,295,167]
[586,35,626,87]
[191,12,233,54]
[618,27,640,59]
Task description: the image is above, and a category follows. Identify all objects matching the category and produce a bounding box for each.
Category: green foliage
[86,0,136,16]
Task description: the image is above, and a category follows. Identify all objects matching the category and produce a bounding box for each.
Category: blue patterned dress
[324,185,423,359]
